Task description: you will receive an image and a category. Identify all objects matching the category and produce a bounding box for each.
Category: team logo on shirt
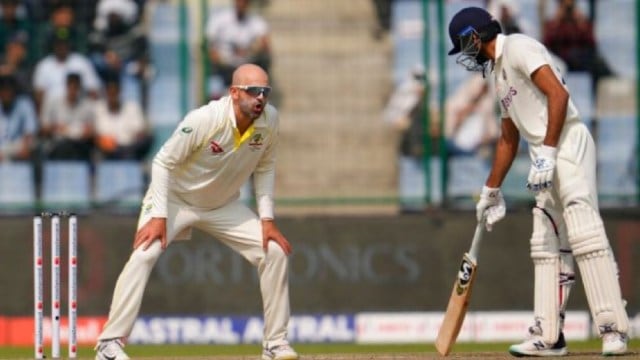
[248,133,264,151]
[181,127,193,134]
[209,140,224,154]
[500,86,518,111]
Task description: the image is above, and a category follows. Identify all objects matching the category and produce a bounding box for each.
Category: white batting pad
[530,207,560,258]
[576,249,629,335]
[533,257,560,344]
[563,203,608,256]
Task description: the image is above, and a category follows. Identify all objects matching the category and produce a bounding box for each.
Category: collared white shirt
[493,33,579,146]
[152,96,277,217]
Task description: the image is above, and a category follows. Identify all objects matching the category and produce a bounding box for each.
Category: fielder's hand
[476,186,506,231]
[527,145,557,192]
[261,219,293,255]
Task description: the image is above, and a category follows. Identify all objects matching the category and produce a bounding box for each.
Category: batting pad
[563,203,608,256]
[530,207,564,257]
[576,249,629,334]
[533,256,560,344]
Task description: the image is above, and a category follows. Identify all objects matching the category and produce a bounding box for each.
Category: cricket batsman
[447,7,629,356]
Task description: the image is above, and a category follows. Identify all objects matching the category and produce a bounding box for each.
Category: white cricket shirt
[150,96,277,218]
[493,34,580,146]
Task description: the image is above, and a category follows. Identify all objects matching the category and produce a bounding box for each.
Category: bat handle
[468,221,484,262]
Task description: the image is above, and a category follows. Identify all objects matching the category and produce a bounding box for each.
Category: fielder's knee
[265,241,287,261]
[130,241,163,264]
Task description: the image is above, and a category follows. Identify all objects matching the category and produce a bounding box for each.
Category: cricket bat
[435,221,484,356]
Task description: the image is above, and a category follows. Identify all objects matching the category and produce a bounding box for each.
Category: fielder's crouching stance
[94,64,298,360]
[448,7,629,357]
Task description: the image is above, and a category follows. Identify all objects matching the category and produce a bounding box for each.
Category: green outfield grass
[0,339,638,358]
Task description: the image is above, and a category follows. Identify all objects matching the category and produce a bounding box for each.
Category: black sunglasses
[233,85,272,97]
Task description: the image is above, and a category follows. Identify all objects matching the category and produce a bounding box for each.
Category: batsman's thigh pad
[576,249,629,334]
[563,203,608,256]
[533,256,561,344]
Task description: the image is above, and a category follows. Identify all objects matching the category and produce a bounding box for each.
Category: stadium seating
[0,162,36,211]
[41,161,92,210]
[94,161,145,207]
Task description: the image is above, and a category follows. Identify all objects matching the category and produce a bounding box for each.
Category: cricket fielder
[94,64,298,360]
[447,7,629,357]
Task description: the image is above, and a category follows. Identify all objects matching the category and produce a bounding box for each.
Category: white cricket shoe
[262,343,299,360]
[602,331,628,356]
[509,331,568,357]
[95,339,130,360]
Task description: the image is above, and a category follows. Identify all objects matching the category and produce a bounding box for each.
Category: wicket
[33,212,78,359]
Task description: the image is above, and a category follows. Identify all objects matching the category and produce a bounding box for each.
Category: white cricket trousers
[98,197,291,347]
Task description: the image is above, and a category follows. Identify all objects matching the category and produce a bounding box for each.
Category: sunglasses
[233,85,272,97]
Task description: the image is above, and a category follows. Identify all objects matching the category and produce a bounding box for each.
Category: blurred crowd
[386,0,614,161]
[0,0,153,178]
[0,0,280,207]
[383,0,617,210]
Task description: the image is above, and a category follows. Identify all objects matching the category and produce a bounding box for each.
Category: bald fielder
[447,7,629,357]
[94,64,298,360]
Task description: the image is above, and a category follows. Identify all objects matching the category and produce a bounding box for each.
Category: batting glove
[476,186,506,231]
[527,145,557,192]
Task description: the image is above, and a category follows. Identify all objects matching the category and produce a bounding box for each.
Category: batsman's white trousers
[530,121,597,209]
[98,196,291,347]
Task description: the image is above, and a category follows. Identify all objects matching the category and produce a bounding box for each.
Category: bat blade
[435,252,478,356]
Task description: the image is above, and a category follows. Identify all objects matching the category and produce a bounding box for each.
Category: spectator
[0,32,33,95]
[371,0,392,40]
[486,0,531,36]
[541,0,614,93]
[443,73,499,158]
[35,0,91,59]
[40,72,95,161]
[205,0,271,99]
[32,27,101,113]
[94,76,152,161]
[89,0,150,107]
[0,0,32,59]
[0,74,37,161]
[383,64,430,212]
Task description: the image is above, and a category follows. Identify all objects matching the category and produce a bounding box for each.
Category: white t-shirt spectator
[94,99,146,146]
[33,53,102,101]
[40,93,95,140]
[205,7,268,66]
